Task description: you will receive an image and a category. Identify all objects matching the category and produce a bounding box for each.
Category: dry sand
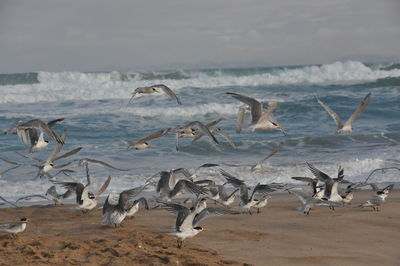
[0,190,399,266]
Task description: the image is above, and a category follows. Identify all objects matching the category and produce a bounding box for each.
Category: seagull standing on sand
[54,166,111,212]
[360,183,394,211]
[0,218,29,238]
[316,93,371,133]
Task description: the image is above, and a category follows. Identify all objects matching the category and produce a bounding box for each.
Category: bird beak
[203,228,208,231]
[277,126,287,136]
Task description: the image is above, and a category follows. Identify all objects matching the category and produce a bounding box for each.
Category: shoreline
[0,190,399,265]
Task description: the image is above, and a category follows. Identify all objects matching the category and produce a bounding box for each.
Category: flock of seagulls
[0,84,397,249]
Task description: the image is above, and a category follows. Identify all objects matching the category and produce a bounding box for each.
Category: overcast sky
[0,0,399,73]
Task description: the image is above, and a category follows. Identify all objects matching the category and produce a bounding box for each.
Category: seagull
[175,121,219,151]
[102,186,146,227]
[54,166,111,212]
[191,118,236,148]
[0,218,30,238]
[360,183,394,211]
[0,196,19,208]
[157,200,238,248]
[226,92,286,135]
[220,170,277,214]
[45,185,74,205]
[289,190,343,215]
[16,119,65,145]
[316,93,371,133]
[126,197,149,219]
[252,194,272,213]
[17,130,82,178]
[306,162,347,205]
[117,128,171,150]
[291,176,325,199]
[223,145,280,172]
[128,84,181,105]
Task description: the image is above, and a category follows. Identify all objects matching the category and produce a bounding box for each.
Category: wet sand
[0,190,399,265]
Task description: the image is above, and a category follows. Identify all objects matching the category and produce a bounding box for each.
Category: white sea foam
[1,61,400,104]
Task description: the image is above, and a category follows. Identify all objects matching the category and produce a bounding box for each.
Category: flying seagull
[128,84,181,105]
[316,93,371,133]
[117,128,171,150]
[226,92,286,135]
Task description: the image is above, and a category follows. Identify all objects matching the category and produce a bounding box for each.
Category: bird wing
[134,197,149,210]
[20,119,64,144]
[192,207,239,227]
[220,170,244,187]
[28,128,39,145]
[169,179,207,198]
[214,129,236,148]
[127,90,138,105]
[53,181,85,204]
[53,147,82,162]
[45,186,58,198]
[226,92,263,124]
[47,118,65,127]
[343,93,371,128]
[316,97,343,129]
[205,118,223,128]
[259,145,280,164]
[95,176,112,199]
[259,101,278,122]
[185,121,219,144]
[250,184,276,200]
[118,186,144,210]
[152,84,181,104]
[137,128,170,144]
[16,195,51,203]
[76,158,131,171]
[117,137,136,146]
[236,105,248,133]
[0,196,19,207]
[46,129,67,163]
[307,162,332,182]
[0,157,21,165]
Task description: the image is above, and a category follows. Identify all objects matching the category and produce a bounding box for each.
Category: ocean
[0,60,399,201]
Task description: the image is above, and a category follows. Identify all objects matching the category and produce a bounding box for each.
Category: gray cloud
[0,0,399,72]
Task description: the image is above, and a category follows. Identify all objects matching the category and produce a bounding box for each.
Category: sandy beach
[0,190,399,266]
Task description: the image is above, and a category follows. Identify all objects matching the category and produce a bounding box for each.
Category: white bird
[156,170,207,201]
[360,183,394,211]
[54,166,111,212]
[307,162,347,205]
[220,170,278,214]
[102,186,146,227]
[226,92,286,135]
[289,191,343,215]
[16,119,64,145]
[175,121,219,151]
[128,84,181,105]
[316,93,371,133]
[126,197,149,219]
[157,200,238,248]
[0,218,29,238]
[117,128,171,150]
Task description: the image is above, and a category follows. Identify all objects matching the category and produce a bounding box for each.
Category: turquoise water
[0,61,399,200]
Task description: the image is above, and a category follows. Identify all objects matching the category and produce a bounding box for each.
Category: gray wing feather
[316,97,343,129]
[152,84,181,105]
[344,93,371,127]
[227,92,262,124]
[192,207,239,226]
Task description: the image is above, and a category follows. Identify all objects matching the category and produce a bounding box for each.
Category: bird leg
[257,208,260,214]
